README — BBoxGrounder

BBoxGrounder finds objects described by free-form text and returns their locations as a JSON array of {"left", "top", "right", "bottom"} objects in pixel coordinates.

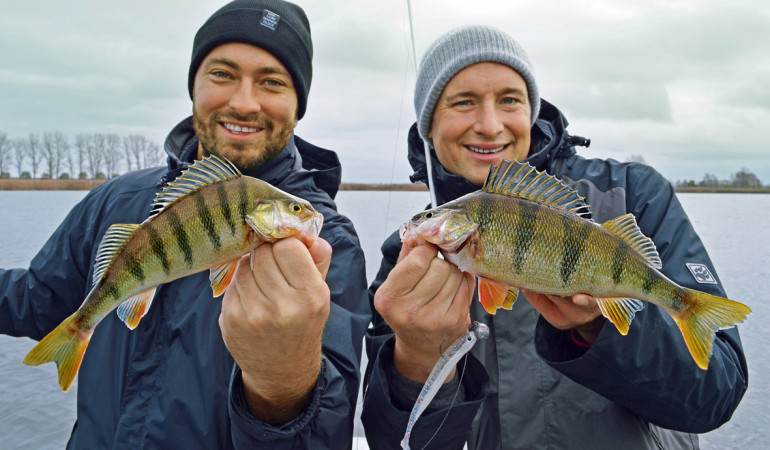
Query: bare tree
[
  {"left": 53, "top": 132, "right": 69, "bottom": 178},
  {"left": 103, "top": 133, "right": 122, "bottom": 178},
  {"left": 146, "top": 141, "right": 165, "bottom": 168},
  {"left": 121, "top": 134, "right": 164, "bottom": 171},
  {"left": 24, "top": 134, "right": 42, "bottom": 178},
  {"left": 0, "top": 132, "right": 10, "bottom": 177},
  {"left": 121, "top": 134, "right": 142, "bottom": 171},
  {"left": 699, "top": 173, "right": 720, "bottom": 188},
  {"left": 86, "top": 134, "right": 104, "bottom": 178},
  {"left": 74, "top": 133, "right": 90, "bottom": 179},
  {"left": 731, "top": 167, "right": 762, "bottom": 189},
  {"left": 42, "top": 132, "right": 65, "bottom": 179},
  {"left": 13, "top": 138, "right": 26, "bottom": 177}
]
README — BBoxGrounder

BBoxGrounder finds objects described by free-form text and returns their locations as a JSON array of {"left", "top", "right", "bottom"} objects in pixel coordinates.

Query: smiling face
[
  {"left": 429, "top": 62, "right": 532, "bottom": 186},
  {"left": 192, "top": 42, "right": 298, "bottom": 171}
]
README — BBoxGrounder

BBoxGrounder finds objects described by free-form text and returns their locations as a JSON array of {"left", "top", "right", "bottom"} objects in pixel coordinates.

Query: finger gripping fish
[
  {"left": 400, "top": 160, "right": 750, "bottom": 370},
  {"left": 23, "top": 155, "right": 324, "bottom": 391}
]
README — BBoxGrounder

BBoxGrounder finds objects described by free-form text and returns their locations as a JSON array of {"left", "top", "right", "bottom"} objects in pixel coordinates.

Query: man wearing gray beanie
[
  {"left": 1, "top": 1, "right": 369, "bottom": 448},
  {"left": 363, "top": 25, "right": 746, "bottom": 449}
]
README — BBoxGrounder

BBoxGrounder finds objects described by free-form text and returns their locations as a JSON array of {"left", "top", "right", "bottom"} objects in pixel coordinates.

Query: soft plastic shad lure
[{"left": 400, "top": 322, "right": 490, "bottom": 450}]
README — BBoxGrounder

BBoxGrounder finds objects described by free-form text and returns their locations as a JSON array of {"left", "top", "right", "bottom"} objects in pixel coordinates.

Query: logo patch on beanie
[{"left": 260, "top": 10, "right": 280, "bottom": 30}]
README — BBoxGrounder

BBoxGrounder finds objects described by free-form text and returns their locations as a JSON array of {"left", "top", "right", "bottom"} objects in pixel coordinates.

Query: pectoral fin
[
  {"left": 478, "top": 277, "right": 519, "bottom": 315},
  {"left": 116, "top": 287, "right": 158, "bottom": 329},
  {"left": 209, "top": 260, "right": 240, "bottom": 297},
  {"left": 596, "top": 297, "right": 644, "bottom": 335}
]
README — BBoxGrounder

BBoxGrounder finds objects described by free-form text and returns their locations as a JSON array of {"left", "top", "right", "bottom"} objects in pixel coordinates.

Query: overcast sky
[{"left": 1, "top": 0, "right": 768, "bottom": 184}]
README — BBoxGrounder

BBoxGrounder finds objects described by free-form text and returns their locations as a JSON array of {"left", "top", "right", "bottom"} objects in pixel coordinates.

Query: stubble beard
[{"left": 192, "top": 110, "right": 294, "bottom": 172}]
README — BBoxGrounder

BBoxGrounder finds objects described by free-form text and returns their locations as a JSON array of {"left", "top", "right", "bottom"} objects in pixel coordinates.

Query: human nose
[
  {"left": 473, "top": 101, "right": 504, "bottom": 137},
  {"left": 228, "top": 80, "right": 261, "bottom": 116}
]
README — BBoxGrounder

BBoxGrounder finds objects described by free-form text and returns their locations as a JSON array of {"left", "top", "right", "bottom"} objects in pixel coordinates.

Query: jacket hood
[
  {"left": 162, "top": 116, "right": 343, "bottom": 199},
  {"left": 407, "top": 99, "right": 589, "bottom": 205}
]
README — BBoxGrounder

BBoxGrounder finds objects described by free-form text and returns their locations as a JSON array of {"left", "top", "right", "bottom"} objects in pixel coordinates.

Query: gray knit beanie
[
  {"left": 414, "top": 25, "right": 540, "bottom": 140},
  {"left": 188, "top": 0, "right": 313, "bottom": 119}
]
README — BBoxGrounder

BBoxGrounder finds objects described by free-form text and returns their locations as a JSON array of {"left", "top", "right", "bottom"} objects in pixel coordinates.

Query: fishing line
[
  {"left": 356, "top": 3, "right": 422, "bottom": 448},
  {"left": 418, "top": 351, "right": 470, "bottom": 450}
]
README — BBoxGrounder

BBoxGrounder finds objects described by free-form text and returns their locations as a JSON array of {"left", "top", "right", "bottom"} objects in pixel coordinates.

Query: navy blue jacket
[
  {"left": 0, "top": 117, "right": 370, "bottom": 449},
  {"left": 362, "top": 100, "right": 748, "bottom": 449}
]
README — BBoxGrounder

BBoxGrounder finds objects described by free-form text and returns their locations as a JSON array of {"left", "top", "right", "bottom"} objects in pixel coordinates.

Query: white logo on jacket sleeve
[{"left": 686, "top": 263, "right": 718, "bottom": 284}]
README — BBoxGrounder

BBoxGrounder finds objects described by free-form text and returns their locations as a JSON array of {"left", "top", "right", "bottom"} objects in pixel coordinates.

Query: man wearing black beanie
[{"left": 1, "top": 1, "right": 369, "bottom": 448}]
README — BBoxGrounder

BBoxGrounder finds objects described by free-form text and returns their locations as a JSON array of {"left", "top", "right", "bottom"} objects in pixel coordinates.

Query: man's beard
[{"left": 192, "top": 110, "right": 294, "bottom": 172}]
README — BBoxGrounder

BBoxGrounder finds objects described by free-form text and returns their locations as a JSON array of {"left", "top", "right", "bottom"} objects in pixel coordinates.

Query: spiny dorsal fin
[
  {"left": 93, "top": 223, "right": 141, "bottom": 285},
  {"left": 483, "top": 160, "right": 591, "bottom": 218},
  {"left": 602, "top": 213, "right": 662, "bottom": 269},
  {"left": 149, "top": 155, "right": 241, "bottom": 219}
]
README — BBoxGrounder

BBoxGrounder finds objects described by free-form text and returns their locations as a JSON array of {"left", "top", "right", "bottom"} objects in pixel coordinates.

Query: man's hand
[
  {"left": 219, "top": 237, "right": 332, "bottom": 425},
  {"left": 521, "top": 290, "right": 604, "bottom": 344},
  {"left": 374, "top": 244, "right": 475, "bottom": 383}
]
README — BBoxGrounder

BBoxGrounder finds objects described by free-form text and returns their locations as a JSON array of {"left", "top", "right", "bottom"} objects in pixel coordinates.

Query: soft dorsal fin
[
  {"left": 483, "top": 160, "right": 591, "bottom": 218},
  {"left": 93, "top": 223, "right": 141, "bottom": 285},
  {"left": 149, "top": 155, "right": 242, "bottom": 219},
  {"left": 602, "top": 213, "right": 662, "bottom": 269}
]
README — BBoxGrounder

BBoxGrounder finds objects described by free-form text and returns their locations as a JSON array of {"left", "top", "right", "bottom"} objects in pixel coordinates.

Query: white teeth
[
  {"left": 223, "top": 123, "right": 258, "bottom": 134},
  {"left": 467, "top": 145, "right": 505, "bottom": 154}
]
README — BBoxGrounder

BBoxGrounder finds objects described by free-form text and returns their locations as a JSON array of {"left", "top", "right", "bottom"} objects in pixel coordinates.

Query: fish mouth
[{"left": 297, "top": 212, "right": 324, "bottom": 247}]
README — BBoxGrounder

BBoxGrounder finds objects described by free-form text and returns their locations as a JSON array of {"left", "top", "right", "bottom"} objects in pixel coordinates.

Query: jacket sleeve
[
  {"left": 0, "top": 195, "right": 98, "bottom": 340},
  {"left": 535, "top": 164, "right": 748, "bottom": 433},
  {"left": 228, "top": 212, "right": 371, "bottom": 449},
  {"left": 361, "top": 231, "right": 489, "bottom": 449}
]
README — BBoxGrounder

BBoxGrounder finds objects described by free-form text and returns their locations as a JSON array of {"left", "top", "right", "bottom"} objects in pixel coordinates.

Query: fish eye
[
  {"left": 290, "top": 203, "right": 303, "bottom": 213},
  {"left": 425, "top": 212, "right": 433, "bottom": 219}
]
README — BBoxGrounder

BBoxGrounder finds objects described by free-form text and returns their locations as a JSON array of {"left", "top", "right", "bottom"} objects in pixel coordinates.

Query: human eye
[{"left": 210, "top": 70, "right": 232, "bottom": 80}]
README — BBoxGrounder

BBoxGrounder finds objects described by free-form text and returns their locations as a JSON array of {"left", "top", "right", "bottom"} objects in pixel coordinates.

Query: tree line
[
  {"left": 674, "top": 168, "right": 765, "bottom": 189},
  {"left": 0, "top": 130, "right": 165, "bottom": 180},
  {"left": 626, "top": 155, "right": 765, "bottom": 189}
]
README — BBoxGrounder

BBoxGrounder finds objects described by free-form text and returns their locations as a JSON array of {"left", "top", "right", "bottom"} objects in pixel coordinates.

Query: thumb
[{"left": 308, "top": 237, "right": 332, "bottom": 279}]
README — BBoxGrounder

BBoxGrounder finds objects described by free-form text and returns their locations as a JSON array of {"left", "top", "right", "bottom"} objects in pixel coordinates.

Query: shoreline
[
  {"left": 0, "top": 178, "right": 429, "bottom": 192},
  {"left": 0, "top": 179, "right": 767, "bottom": 193}
]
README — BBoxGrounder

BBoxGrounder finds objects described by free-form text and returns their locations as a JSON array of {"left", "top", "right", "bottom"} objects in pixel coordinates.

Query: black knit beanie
[{"left": 188, "top": 0, "right": 313, "bottom": 119}]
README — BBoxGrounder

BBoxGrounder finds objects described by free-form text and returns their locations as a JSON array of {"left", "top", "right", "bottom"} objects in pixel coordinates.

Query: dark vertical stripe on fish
[
  {"left": 641, "top": 266, "right": 657, "bottom": 295},
  {"left": 512, "top": 201, "right": 538, "bottom": 273},
  {"left": 195, "top": 191, "right": 221, "bottom": 251},
  {"left": 146, "top": 224, "right": 170, "bottom": 275},
  {"left": 611, "top": 243, "right": 627, "bottom": 286},
  {"left": 104, "top": 282, "right": 121, "bottom": 301},
  {"left": 238, "top": 179, "right": 249, "bottom": 220},
  {"left": 560, "top": 217, "right": 591, "bottom": 286},
  {"left": 168, "top": 210, "right": 194, "bottom": 268},
  {"left": 125, "top": 253, "right": 145, "bottom": 283},
  {"left": 217, "top": 182, "right": 237, "bottom": 236}
]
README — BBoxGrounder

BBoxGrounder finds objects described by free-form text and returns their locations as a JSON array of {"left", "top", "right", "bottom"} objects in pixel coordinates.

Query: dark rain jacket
[
  {"left": 0, "top": 117, "right": 370, "bottom": 449},
  {"left": 362, "top": 100, "right": 748, "bottom": 449}
]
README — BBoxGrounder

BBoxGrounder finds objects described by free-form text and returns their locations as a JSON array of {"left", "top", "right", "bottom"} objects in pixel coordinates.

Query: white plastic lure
[{"left": 400, "top": 322, "right": 490, "bottom": 450}]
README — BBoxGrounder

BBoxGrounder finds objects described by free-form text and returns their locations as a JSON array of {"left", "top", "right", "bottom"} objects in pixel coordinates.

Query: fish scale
[
  {"left": 23, "top": 155, "right": 323, "bottom": 391},
  {"left": 400, "top": 159, "right": 751, "bottom": 370}
]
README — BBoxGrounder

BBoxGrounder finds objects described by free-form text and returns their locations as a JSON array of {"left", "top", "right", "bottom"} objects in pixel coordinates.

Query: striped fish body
[
  {"left": 24, "top": 156, "right": 323, "bottom": 391},
  {"left": 444, "top": 192, "right": 677, "bottom": 305},
  {"left": 400, "top": 160, "right": 750, "bottom": 369}
]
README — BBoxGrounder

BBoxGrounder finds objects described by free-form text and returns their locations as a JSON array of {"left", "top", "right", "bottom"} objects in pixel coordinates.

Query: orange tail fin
[
  {"left": 23, "top": 314, "right": 92, "bottom": 392},
  {"left": 674, "top": 289, "right": 751, "bottom": 370}
]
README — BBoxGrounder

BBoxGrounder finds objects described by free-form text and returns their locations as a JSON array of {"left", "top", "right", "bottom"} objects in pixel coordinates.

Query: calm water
[{"left": 0, "top": 190, "right": 767, "bottom": 449}]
